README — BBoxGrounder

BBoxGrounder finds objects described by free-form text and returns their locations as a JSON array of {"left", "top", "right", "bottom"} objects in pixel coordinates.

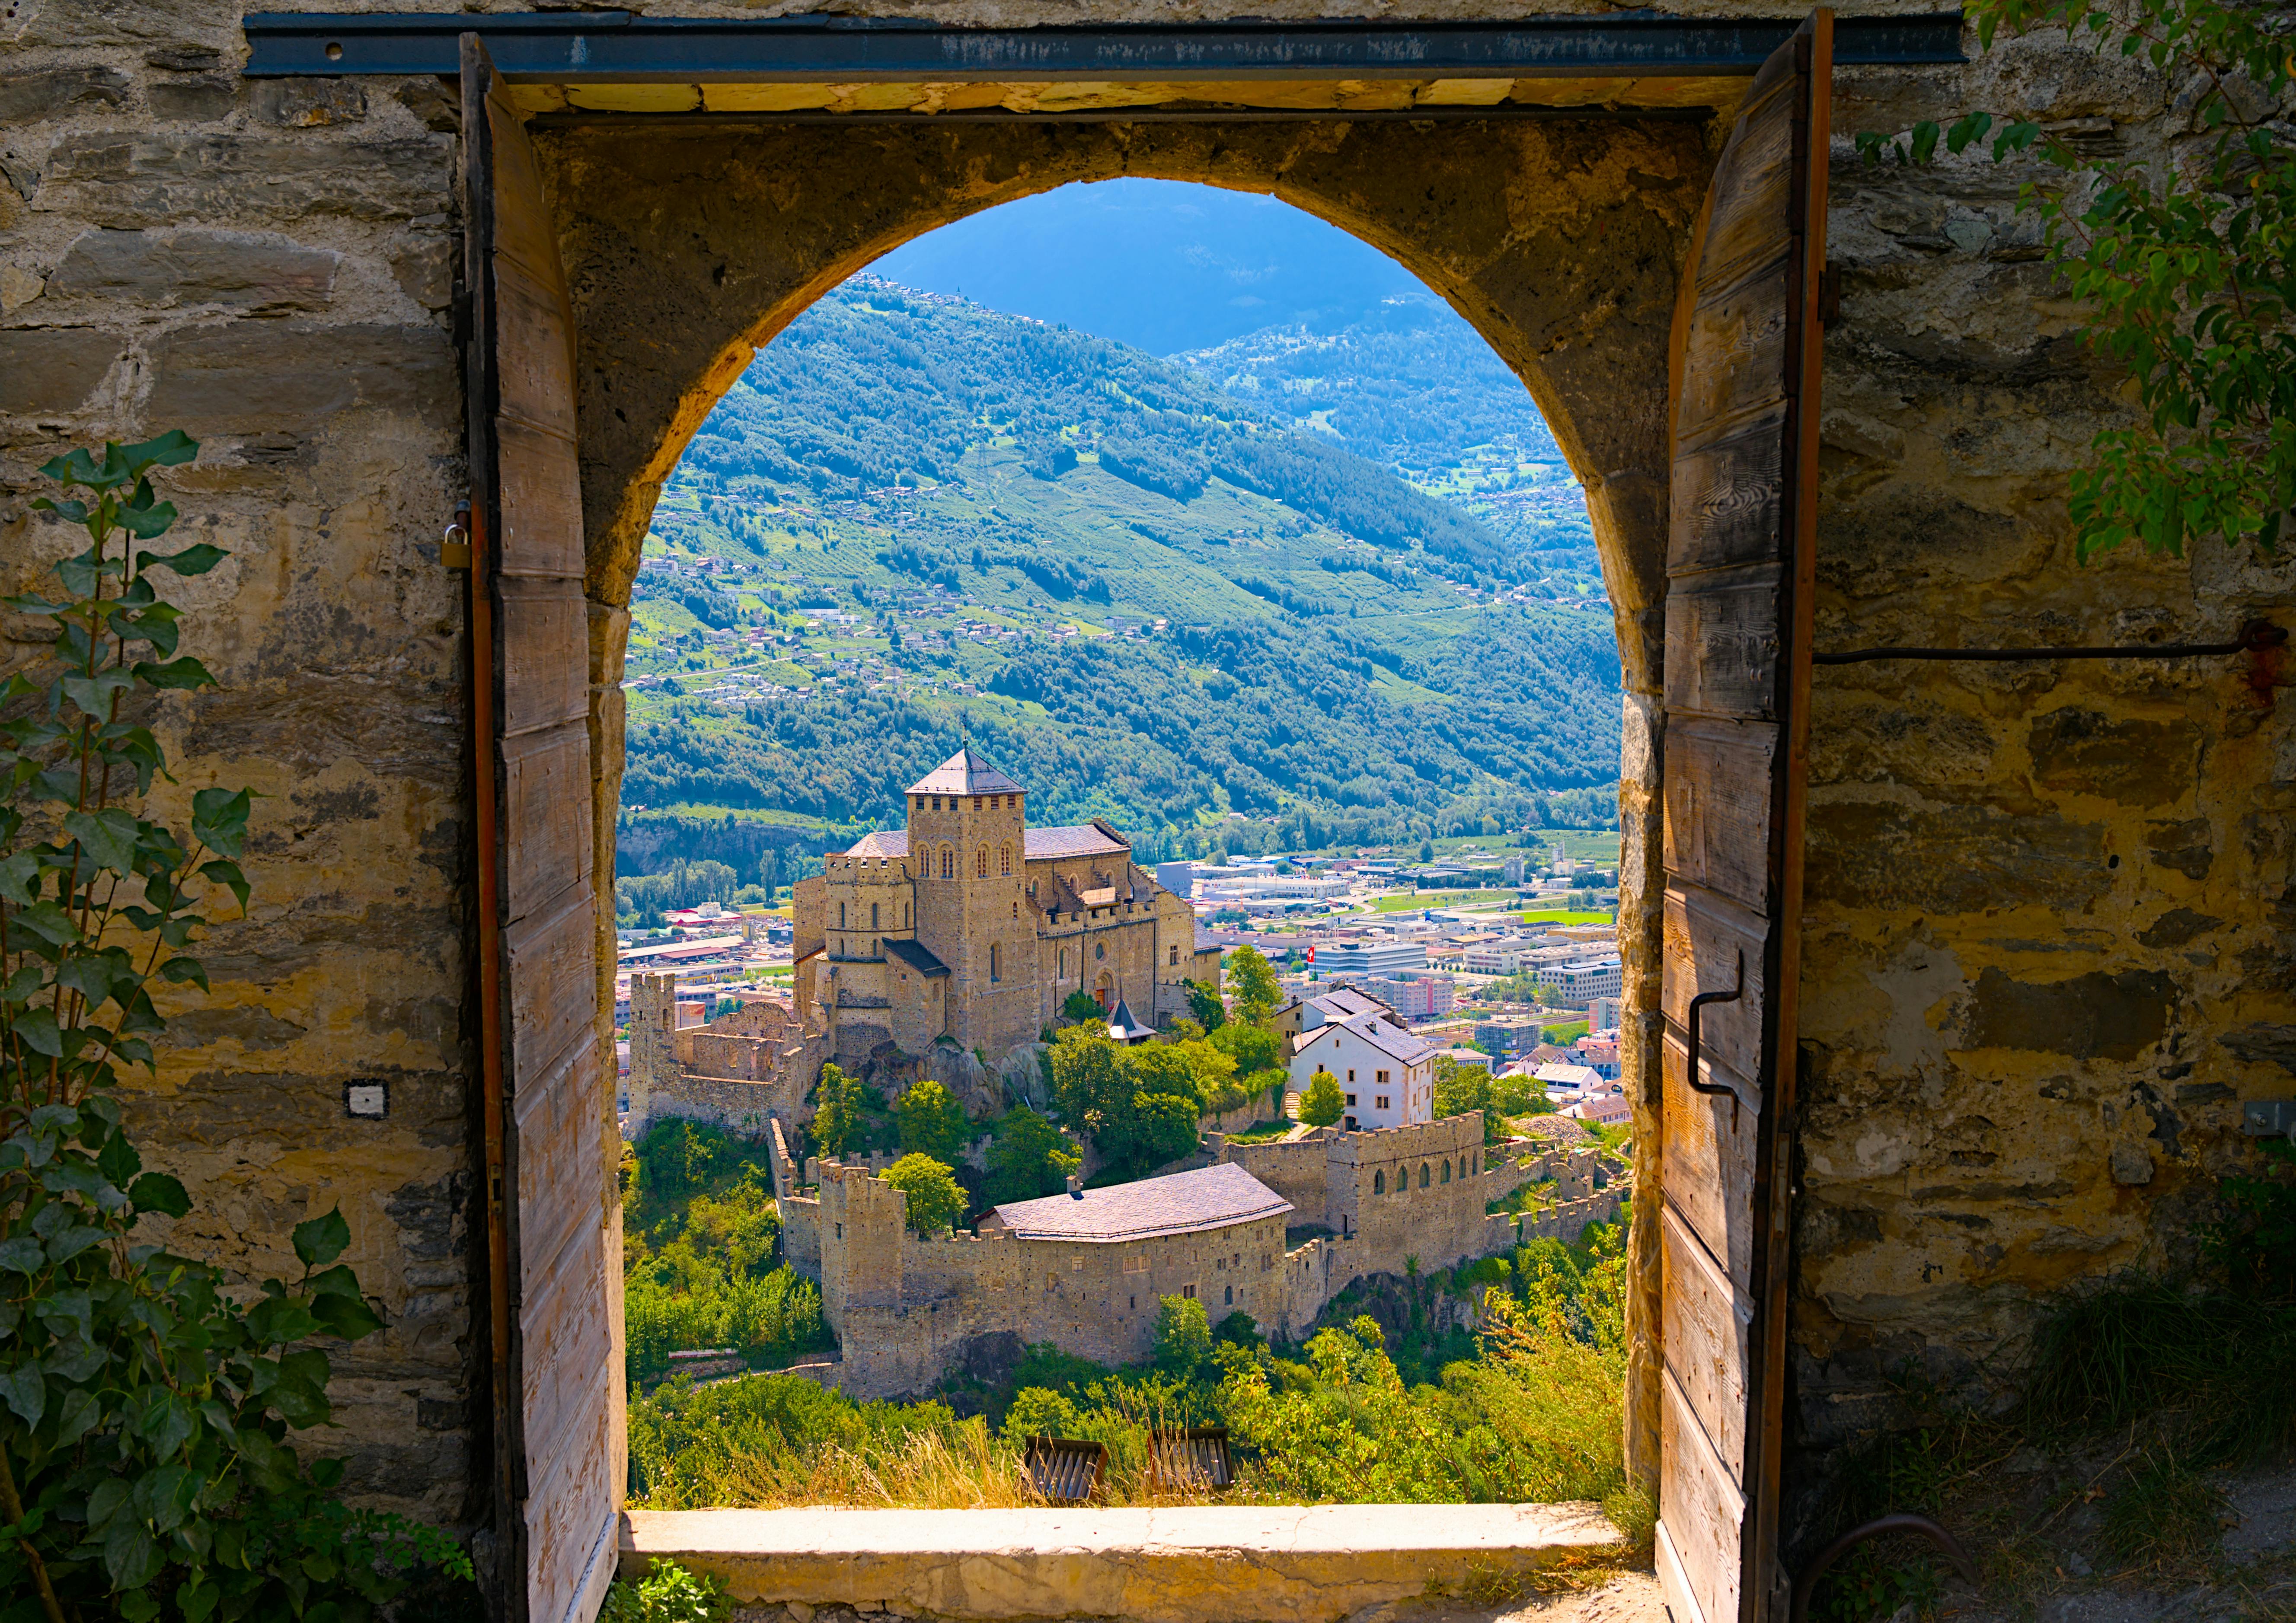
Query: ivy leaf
[
  {"left": 64, "top": 807, "right": 141, "bottom": 874},
  {"left": 198, "top": 859, "right": 249, "bottom": 915},
  {"left": 247, "top": 1295, "right": 322, "bottom": 1347},
  {"left": 1, "top": 1361, "right": 46, "bottom": 1427},
  {"left": 132, "top": 655, "right": 216, "bottom": 691},
  {"left": 310, "top": 1291, "right": 384, "bottom": 1342},
  {"left": 0, "top": 851, "right": 41, "bottom": 906},
  {"left": 99, "top": 1128, "right": 143, "bottom": 1186},
  {"left": 0, "top": 1236, "right": 45, "bottom": 1274},
  {"left": 60, "top": 668, "right": 134, "bottom": 722},
  {"left": 160, "top": 956, "right": 211, "bottom": 993},
  {"left": 13, "top": 1006, "right": 65, "bottom": 1056},
  {"left": 105, "top": 1516, "right": 162, "bottom": 1592},
  {"left": 129, "top": 1172, "right": 192, "bottom": 1219},
  {"left": 121, "top": 428, "right": 200, "bottom": 475},
  {"left": 192, "top": 788, "right": 254, "bottom": 859},
  {"left": 115, "top": 494, "right": 180, "bottom": 541},
  {"left": 291, "top": 1208, "right": 351, "bottom": 1269},
  {"left": 138, "top": 541, "right": 227, "bottom": 575},
  {"left": 8, "top": 903, "right": 82, "bottom": 950},
  {"left": 52, "top": 1386, "right": 99, "bottom": 1446}
]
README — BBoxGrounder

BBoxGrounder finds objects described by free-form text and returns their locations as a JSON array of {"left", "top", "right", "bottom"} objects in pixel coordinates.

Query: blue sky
[{"left": 868, "top": 178, "right": 1430, "bottom": 356}]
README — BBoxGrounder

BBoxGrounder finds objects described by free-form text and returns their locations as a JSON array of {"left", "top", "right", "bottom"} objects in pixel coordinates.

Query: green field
[{"left": 1519, "top": 910, "right": 1613, "bottom": 926}]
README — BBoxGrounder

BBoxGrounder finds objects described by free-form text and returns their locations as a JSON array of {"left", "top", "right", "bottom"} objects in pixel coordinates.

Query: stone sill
[{"left": 620, "top": 1502, "right": 1623, "bottom": 1623}]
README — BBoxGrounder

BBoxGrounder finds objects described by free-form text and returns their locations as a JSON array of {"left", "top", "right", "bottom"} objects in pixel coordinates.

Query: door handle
[{"left": 1685, "top": 948, "right": 1745, "bottom": 1129}]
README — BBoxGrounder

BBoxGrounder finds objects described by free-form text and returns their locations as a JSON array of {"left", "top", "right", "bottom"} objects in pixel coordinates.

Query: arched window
[
  {"left": 939, "top": 845, "right": 953, "bottom": 879},
  {"left": 990, "top": 944, "right": 1001, "bottom": 982},
  {"left": 999, "top": 843, "right": 1012, "bottom": 877},
  {"left": 1059, "top": 950, "right": 1066, "bottom": 979},
  {"left": 1440, "top": 1160, "right": 1451, "bottom": 1185},
  {"left": 870, "top": 902, "right": 879, "bottom": 929},
  {"left": 1012, "top": 901, "right": 1019, "bottom": 920},
  {"left": 1224, "top": 1285, "right": 1233, "bottom": 1306},
  {"left": 1420, "top": 1163, "right": 1431, "bottom": 1189},
  {"left": 1373, "top": 1170, "right": 1385, "bottom": 1194},
  {"left": 838, "top": 901, "right": 846, "bottom": 928},
  {"left": 975, "top": 845, "right": 989, "bottom": 878}
]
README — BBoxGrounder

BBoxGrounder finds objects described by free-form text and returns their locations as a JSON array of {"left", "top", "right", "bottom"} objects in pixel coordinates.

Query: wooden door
[
  {"left": 1655, "top": 11, "right": 1830, "bottom": 1623},
  {"left": 461, "top": 35, "right": 622, "bottom": 1623}
]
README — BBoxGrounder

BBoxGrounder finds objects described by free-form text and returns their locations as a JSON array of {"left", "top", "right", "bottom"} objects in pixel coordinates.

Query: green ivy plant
[
  {"left": 0, "top": 433, "right": 471, "bottom": 1622},
  {"left": 1857, "top": 0, "right": 2294, "bottom": 559}
]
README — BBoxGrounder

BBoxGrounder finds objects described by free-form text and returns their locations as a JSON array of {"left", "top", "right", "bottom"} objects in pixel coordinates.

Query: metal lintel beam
[{"left": 241, "top": 10, "right": 1967, "bottom": 83}]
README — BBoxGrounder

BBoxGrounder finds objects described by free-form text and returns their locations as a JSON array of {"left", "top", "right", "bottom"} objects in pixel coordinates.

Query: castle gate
[{"left": 5, "top": 5, "right": 2284, "bottom": 1621}]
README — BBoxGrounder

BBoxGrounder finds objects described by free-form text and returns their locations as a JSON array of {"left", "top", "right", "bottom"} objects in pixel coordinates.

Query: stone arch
[
  {"left": 1441, "top": 1160, "right": 1451, "bottom": 1185},
  {"left": 938, "top": 844, "right": 953, "bottom": 880},
  {"left": 1000, "top": 842, "right": 1013, "bottom": 877},
  {"left": 1373, "top": 1170, "right": 1385, "bottom": 1195},
  {"left": 1420, "top": 1162, "right": 1431, "bottom": 1189},
  {"left": 975, "top": 845, "right": 989, "bottom": 879}
]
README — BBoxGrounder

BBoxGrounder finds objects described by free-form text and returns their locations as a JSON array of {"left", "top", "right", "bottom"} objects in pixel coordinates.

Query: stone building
[
  {"left": 622, "top": 973, "right": 816, "bottom": 1140},
  {"left": 774, "top": 1111, "right": 1605, "bottom": 1396},
  {"left": 791, "top": 749, "right": 1220, "bottom": 1067}
]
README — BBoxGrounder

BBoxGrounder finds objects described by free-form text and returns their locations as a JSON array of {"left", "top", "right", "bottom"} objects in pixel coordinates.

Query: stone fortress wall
[
  {"left": 623, "top": 973, "right": 821, "bottom": 1141},
  {"left": 774, "top": 1112, "right": 1625, "bottom": 1397}
]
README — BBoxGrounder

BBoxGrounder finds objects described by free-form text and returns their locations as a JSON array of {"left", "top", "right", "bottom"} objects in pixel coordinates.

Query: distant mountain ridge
[{"left": 619, "top": 277, "right": 1623, "bottom": 872}]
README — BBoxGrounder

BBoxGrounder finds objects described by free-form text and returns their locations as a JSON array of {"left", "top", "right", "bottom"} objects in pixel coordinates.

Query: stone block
[
  {"left": 2108, "top": 1142, "right": 2153, "bottom": 1186},
  {"left": 1962, "top": 966, "right": 2176, "bottom": 1062},
  {"left": 44, "top": 132, "right": 450, "bottom": 227},
  {"left": 13, "top": 0, "right": 231, "bottom": 47},
  {"left": 0, "top": 325, "right": 120, "bottom": 415},
  {"left": 1805, "top": 799, "right": 2112, "bottom": 915},
  {"left": 2027, "top": 709, "right": 2205, "bottom": 808},
  {"left": 0, "top": 65, "right": 131, "bottom": 121},
  {"left": 145, "top": 320, "right": 452, "bottom": 435},
  {"left": 51, "top": 229, "right": 338, "bottom": 311},
  {"left": 253, "top": 78, "right": 367, "bottom": 128},
  {"left": 150, "top": 77, "right": 237, "bottom": 122},
  {"left": 388, "top": 236, "right": 453, "bottom": 311},
  {"left": 2143, "top": 816, "right": 2214, "bottom": 880},
  {"left": 0, "top": 266, "right": 42, "bottom": 312},
  {"left": 145, "top": 45, "right": 222, "bottom": 71},
  {"left": 395, "top": 79, "right": 461, "bottom": 134}
]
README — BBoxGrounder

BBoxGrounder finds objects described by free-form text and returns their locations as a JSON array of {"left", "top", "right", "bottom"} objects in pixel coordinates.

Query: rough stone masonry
[{"left": 0, "top": 0, "right": 2290, "bottom": 1571}]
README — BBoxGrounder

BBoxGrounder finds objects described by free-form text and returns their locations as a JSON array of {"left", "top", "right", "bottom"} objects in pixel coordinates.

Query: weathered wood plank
[
  {"left": 1660, "top": 1363, "right": 1747, "bottom": 1623},
  {"left": 1664, "top": 563, "right": 1785, "bottom": 720},
  {"left": 1661, "top": 720, "right": 1778, "bottom": 915},
  {"left": 519, "top": 1194, "right": 612, "bottom": 1469},
  {"left": 1659, "top": 1517, "right": 1711, "bottom": 1623},
  {"left": 1660, "top": 882, "right": 1770, "bottom": 1084},
  {"left": 497, "top": 420, "right": 585, "bottom": 579},
  {"left": 514, "top": 1032, "right": 606, "bottom": 1294},
  {"left": 507, "top": 884, "right": 598, "bottom": 1093},
  {"left": 523, "top": 1359, "right": 615, "bottom": 1623},
  {"left": 1662, "top": 1202, "right": 1754, "bottom": 1486},
  {"left": 1669, "top": 401, "right": 1787, "bottom": 574},
  {"left": 1676, "top": 260, "right": 1790, "bottom": 442},
  {"left": 499, "top": 584, "right": 589, "bottom": 738},
  {"left": 485, "top": 96, "right": 571, "bottom": 293},
  {"left": 1695, "top": 82, "right": 1794, "bottom": 297},
  {"left": 503, "top": 723, "right": 593, "bottom": 911},
  {"left": 1663, "top": 1029, "right": 1760, "bottom": 1292},
  {"left": 494, "top": 258, "right": 578, "bottom": 441}
]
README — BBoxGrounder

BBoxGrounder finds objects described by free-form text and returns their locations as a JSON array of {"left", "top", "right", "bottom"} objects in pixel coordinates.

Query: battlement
[{"left": 1330, "top": 1111, "right": 1484, "bottom": 1164}]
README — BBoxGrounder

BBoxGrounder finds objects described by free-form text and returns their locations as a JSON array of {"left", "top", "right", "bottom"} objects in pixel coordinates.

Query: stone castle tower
[
  {"left": 624, "top": 971, "right": 679, "bottom": 1137},
  {"left": 905, "top": 748, "right": 1032, "bottom": 1054}
]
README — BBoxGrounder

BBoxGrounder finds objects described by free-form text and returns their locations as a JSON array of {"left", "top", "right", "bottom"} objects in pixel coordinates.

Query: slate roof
[
  {"left": 908, "top": 748, "right": 1025, "bottom": 796},
  {"left": 883, "top": 937, "right": 948, "bottom": 978},
  {"left": 837, "top": 824, "right": 1133, "bottom": 862},
  {"left": 989, "top": 1162, "right": 1292, "bottom": 1243},
  {"left": 1344, "top": 1013, "right": 1440, "bottom": 1066}
]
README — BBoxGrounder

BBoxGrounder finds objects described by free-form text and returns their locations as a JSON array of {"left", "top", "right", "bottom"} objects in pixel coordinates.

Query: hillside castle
[
  {"left": 771, "top": 1112, "right": 1623, "bottom": 1398},
  {"left": 791, "top": 749, "right": 1221, "bottom": 1065},
  {"left": 625, "top": 749, "right": 1219, "bottom": 1138}
]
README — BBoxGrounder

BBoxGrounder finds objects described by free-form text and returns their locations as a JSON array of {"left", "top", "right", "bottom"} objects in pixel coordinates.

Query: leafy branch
[
  {"left": 0, "top": 434, "right": 470, "bottom": 1623},
  {"left": 1857, "top": 0, "right": 2296, "bottom": 559}
]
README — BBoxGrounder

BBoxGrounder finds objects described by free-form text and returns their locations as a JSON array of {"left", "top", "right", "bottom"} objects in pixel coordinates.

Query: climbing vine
[
  {"left": 0, "top": 433, "right": 470, "bottom": 1621},
  {"left": 1859, "top": 0, "right": 2295, "bottom": 559}
]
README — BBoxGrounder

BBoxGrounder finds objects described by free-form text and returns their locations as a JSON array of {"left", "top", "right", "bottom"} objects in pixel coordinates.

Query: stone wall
[{"left": 4, "top": 0, "right": 2287, "bottom": 1560}]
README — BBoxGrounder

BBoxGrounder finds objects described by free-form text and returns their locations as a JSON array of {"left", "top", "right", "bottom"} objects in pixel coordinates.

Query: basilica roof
[
  {"left": 907, "top": 748, "right": 1024, "bottom": 797},
  {"left": 988, "top": 1161, "right": 1292, "bottom": 1244}
]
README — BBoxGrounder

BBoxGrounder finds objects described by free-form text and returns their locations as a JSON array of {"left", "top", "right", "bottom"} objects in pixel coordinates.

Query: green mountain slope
[
  {"left": 1173, "top": 294, "right": 1600, "bottom": 580},
  {"left": 620, "top": 278, "right": 1622, "bottom": 874}
]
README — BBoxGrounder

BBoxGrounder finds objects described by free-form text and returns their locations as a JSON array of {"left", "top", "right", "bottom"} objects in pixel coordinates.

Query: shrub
[
  {"left": 895, "top": 1078, "right": 968, "bottom": 1164},
  {"left": 0, "top": 434, "right": 471, "bottom": 1619},
  {"left": 601, "top": 1559, "right": 734, "bottom": 1623},
  {"left": 1299, "top": 1069, "right": 1345, "bottom": 1127}
]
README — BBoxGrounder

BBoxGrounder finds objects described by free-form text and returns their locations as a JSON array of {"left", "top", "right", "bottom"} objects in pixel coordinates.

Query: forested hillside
[
  {"left": 1174, "top": 294, "right": 1600, "bottom": 575},
  {"left": 620, "top": 277, "right": 1622, "bottom": 872}
]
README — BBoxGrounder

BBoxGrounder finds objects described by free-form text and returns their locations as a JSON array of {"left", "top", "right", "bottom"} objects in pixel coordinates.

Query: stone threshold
[{"left": 620, "top": 1502, "right": 1625, "bottom": 1623}]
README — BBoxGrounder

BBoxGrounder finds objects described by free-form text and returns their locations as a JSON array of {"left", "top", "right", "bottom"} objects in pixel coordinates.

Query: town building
[
  {"left": 791, "top": 749, "right": 1220, "bottom": 1068},
  {"left": 1352, "top": 972, "right": 1456, "bottom": 1020},
  {"left": 1310, "top": 939, "right": 1430, "bottom": 978},
  {"left": 1534, "top": 956, "right": 1624, "bottom": 1003},
  {"left": 1285, "top": 1001, "right": 1440, "bottom": 1129}
]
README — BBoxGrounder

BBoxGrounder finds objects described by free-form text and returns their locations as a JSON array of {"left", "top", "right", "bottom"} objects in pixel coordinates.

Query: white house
[
  {"left": 1289, "top": 1011, "right": 1440, "bottom": 1131},
  {"left": 1567, "top": 1094, "right": 1633, "bottom": 1127}
]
